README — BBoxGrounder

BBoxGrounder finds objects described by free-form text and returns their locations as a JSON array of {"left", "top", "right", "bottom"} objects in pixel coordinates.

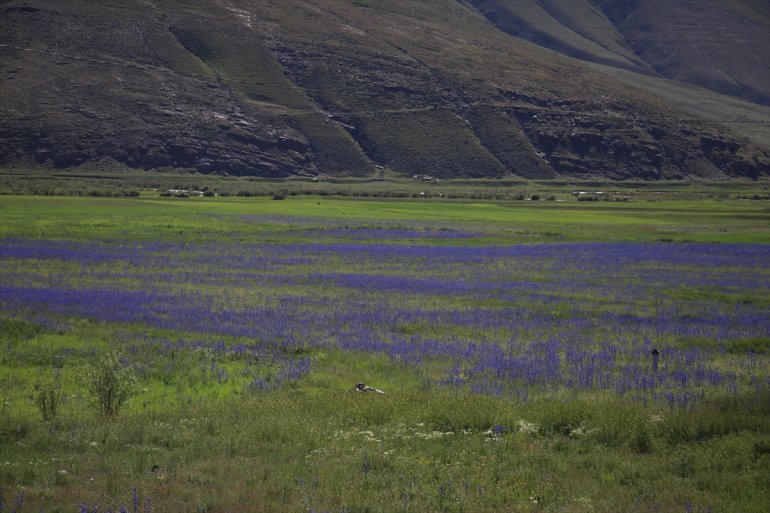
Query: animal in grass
[{"left": 353, "top": 383, "right": 385, "bottom": 394}]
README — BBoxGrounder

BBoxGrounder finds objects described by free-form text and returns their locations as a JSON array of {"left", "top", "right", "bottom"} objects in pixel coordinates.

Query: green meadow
[
  {"left": 1, "top": 193, "right": 769, "bottom": 243},
  {"left": 1, "top": 192, "right": 769, "bottom": 512}
]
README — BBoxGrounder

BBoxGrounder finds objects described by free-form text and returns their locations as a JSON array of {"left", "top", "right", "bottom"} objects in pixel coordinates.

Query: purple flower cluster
[
  {"left": 295, "top": 228, "right": 482, "bottom": 241},
  {"left": 246, "top": 357, "right": 312, "bottom": 392},
  {"left": 1, "top": 238, "right": 768, "bottom": 407},
  {"left": 0, "top": 488, "right": 25, "bottom": 513}
]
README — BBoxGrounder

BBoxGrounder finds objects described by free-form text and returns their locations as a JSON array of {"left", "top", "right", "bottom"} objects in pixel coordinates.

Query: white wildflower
[
  {"left": 569, "top": 424, "right": 596, "bottom": 439},
  {"left": 516, "top": 419, "right": 538, "bottom": 435}
]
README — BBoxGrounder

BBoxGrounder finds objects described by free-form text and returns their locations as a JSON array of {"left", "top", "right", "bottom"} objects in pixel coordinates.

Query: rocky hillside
[{"left": 1, "top": 0, "right": 768, "bottom": 180}]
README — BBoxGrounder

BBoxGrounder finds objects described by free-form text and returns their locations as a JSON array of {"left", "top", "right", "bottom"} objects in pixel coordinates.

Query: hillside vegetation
[{"left": 1, "top": 0, "right": 768, "bottom": 180}]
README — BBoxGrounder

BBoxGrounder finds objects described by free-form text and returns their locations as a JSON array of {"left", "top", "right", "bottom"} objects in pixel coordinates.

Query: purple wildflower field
[{"left": 2, "top": 237, "right": 768, "bottom": 408}]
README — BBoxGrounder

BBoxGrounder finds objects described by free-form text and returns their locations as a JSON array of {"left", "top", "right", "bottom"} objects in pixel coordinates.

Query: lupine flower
[{"left": 1, "top": 239, "right": 767, "bottom": 408}]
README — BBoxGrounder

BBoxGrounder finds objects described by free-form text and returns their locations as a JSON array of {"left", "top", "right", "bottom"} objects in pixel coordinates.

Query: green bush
[
  {"left": 85, "top": 351, "right": 136, "bottom": 417},
  {"left": 34, "top": 370, "right": 63, "bottom": 421}
]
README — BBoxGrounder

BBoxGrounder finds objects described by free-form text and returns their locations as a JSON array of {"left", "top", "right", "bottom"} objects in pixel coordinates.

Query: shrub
[
  {"left": 34, "top": 370, "right": 63, "bottom": 421},
  {"left": 85, "top": 351, "right": 135, "bottom": 417},
  {"left": 628, "top": 425, "right": 655, "bottom": 454}
]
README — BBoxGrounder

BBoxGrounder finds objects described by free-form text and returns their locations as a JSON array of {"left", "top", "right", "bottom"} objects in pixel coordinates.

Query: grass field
[{"left": 1, "top": 193, "right": 769, "bottom": 512}]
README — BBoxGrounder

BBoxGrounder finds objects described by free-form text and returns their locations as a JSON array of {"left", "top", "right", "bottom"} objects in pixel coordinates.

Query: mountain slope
[
  {"left": 469, "top": 0, "right": 770, "bottom": 107},
  {"left": 596, "top": 0, "right": 770, "bottom": 106},
  {"left": 0, "top": 0, "right": 768, "bottom": 180},
  {"left": 466, "top": 0, "right": 648, "bottom": 72}
]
